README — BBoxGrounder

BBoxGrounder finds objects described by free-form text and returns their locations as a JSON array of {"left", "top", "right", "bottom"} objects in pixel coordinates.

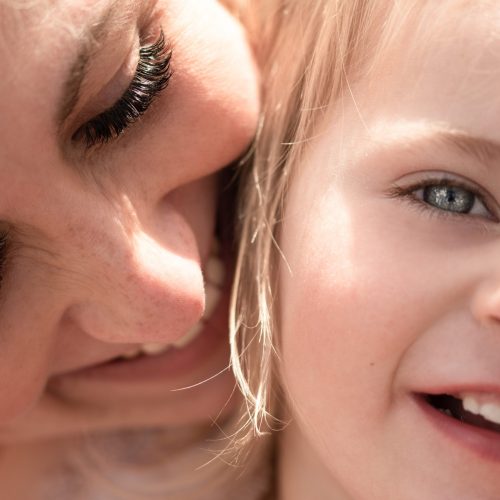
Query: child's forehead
[
  {"left": 310, "top": 0, "right": 500, "bottom": 172},
  {"left": 370, "top": 1, "right": 500, "bottom": 74},
  {"left": 351, "top": 1, "right": 500, "bottom": 133}
]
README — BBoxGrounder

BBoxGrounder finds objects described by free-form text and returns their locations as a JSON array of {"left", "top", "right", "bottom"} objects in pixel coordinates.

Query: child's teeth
[
  {"left": 482, "top": 404, "right": 500, "bottom": 425},
  {"left": 462, "top": 395, "right": 480, "bottom": 415},
  {"left": 461, "top": 393, "right": 500, "bottom": 425},
  {"left": 172, "top": 322, "right": 203, "bottom": 349}
]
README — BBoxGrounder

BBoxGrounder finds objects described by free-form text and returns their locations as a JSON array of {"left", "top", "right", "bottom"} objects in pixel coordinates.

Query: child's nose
[
  {"left": 471, "top": 278, "right": 500, "bottom": 328},
  {"left": 65, "top": 226, "right": 205, "bottom": 345}
]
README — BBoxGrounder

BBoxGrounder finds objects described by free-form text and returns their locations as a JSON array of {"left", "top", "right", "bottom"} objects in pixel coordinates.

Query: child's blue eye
[
  {"left": 421, "top": 185, "right": 475, "bottom": 214},
  {"left": 390, "top": 176, "right": 497, "bottom": 221}
]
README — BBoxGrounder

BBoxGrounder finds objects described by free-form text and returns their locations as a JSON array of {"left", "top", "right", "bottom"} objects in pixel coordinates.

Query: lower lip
[
  {"left": 52, "top": 290, "right": 230, "bottom": 385},
  {"left": 415, "top": 394, "right": 500, "bottom": 463}
]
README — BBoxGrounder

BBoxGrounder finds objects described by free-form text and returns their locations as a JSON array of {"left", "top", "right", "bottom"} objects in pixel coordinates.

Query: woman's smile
[
  {"left": 0, "top": 0, "right": 259, "bottom": 440},
  {"left": 50, "top": 268, "right": 230, "bottom": 387}
]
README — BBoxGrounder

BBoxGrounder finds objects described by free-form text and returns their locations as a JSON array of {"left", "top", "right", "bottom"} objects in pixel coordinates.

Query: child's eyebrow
[
  {"left": 433, "top": 130, "right": 500, "bottom": 167},
  {"left": 373, "top": 123, "right": 500, "bottom": 171}
]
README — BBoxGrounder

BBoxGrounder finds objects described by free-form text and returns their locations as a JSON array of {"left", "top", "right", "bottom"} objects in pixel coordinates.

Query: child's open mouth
[{"left": 423, "top": 393, "right": 500, "bottom": 434}]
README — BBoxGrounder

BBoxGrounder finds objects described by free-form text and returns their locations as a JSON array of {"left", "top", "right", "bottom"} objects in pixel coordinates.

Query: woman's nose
[{"left": 65, "top": 222, "right": 205, "bottom": 345}]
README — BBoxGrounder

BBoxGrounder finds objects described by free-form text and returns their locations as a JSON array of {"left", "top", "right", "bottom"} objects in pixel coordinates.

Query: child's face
[{"left": 279, "top": 3, "right": 500, "bottom": 498}]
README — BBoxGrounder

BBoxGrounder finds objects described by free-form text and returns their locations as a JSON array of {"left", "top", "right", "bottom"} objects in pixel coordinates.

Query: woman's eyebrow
[{"left": 57, "top": 0, "right": 123, "bottom": 127}]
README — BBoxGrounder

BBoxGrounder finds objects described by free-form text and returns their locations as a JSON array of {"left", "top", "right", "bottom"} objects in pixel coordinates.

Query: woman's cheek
[
  {"left": 0, "top": 356, "right": 47, "bottom": 425},
  {"left": 0, "top": 262, "right": 61, "bottom": 425}
]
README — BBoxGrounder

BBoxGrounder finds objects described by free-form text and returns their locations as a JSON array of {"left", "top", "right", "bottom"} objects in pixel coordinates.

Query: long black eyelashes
[{"left": 74, "top": 31, "right": 172, "bottom": 149}]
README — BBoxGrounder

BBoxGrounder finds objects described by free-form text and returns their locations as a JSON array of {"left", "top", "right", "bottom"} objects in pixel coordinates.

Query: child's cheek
[{"left": 278, "top": 169, "right": 457, "bottom": 459}]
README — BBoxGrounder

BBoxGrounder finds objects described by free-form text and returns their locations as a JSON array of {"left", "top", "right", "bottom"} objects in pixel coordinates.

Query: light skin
[
  {"left": 0, "top": 0, "right": 258, "bottom": 482},
  {"left": 278, "top": 3, "right": 500, "bottom": 499}
]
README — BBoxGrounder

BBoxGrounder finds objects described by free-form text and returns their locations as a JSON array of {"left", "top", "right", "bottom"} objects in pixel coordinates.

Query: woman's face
[
  {"left": 279, "top": 3, "right": 500, "bottom": 499},
  {"left": 0, "top": 0, "right": 259, "bottom": 441}
]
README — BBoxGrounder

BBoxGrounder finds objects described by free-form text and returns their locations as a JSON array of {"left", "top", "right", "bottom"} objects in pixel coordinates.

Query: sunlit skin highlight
[
  {"left": 278, "top": 3, "right": 500, "bottom": 499},
  {"left": 0, "top": 1, "right": 259, "bottom": 493}
]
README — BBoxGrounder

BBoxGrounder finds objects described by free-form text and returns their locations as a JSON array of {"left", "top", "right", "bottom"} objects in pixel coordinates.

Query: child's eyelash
[{"left": 73, "top": 31, "right": 172, "bottom": 149}]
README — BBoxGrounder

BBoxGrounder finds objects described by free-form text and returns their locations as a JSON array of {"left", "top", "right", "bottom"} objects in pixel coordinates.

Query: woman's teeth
[
  {"left": 204, "top": 254, "right": 226, "bottom": 287},
  {"left": 120, "top": 249, "right": 226, "bottom": 362},
  {"left": 204, "top": 282, "right": 221, "bottom": 320},
  {"left": 121, "top": 344, "right": 167, "bottom": 360},
  {"left": 172, "top": 322, "right": 203, "bottom": 349},
  {"left": 121, "top": 323, "right": 205, "bottom": 360},
  {"left": 460, "top": 393, "right": 500, "bottom": 426}
]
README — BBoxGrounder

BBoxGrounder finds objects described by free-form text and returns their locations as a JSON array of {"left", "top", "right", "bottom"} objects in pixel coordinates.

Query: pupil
[{"left": 423, "top": 185, "right": 474, "bottom": 213}]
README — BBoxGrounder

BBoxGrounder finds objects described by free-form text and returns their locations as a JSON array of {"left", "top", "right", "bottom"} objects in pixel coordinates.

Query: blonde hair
[{"left": 230, "top": 0, "right": 439, "bottom": 443}]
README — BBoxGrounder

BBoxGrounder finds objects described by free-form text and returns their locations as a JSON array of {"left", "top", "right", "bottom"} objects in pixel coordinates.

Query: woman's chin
[
  {"left": 0, "top": 290, "right": 237, "bottom": 443},
  {"left": 1, "top": 366, "right": 238, "bottom": 444}
]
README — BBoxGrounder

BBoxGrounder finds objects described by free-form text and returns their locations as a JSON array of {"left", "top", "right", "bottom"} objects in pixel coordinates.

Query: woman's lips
[
  {"left": 414, "top": 391, "right": 500, "bottom": 462},
  {"left": 65, "top": 314, "right": 227, "bottom": 383},
  {"left": 51, "top": 250, "right": 230, "bottom": 385}
]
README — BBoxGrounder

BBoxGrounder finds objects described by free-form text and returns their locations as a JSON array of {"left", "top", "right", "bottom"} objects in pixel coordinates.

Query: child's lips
[
  {"left": 423, "top": 393, "right": 500, "bottom": 432},
  {"left": 411, "top": 387, "right": 500, "bottom": 462},
  {"left": 416, "top": 386, "right": 500, "bottom": 421}
]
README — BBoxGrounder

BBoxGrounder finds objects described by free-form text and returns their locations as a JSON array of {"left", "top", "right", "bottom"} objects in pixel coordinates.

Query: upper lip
[
  {"left": 51, "top": 257, "right": 229, "bottom": 378},
  {"left": 414, "top": 384, "right": 500, "bottom": 397},
  {"left": 51, "top": 345, "right": 157, "bottom": 377}
]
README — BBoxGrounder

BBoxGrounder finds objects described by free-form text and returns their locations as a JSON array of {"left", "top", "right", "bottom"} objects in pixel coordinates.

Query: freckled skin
[{"left": 0, "top": 0, "right": 259, "bottom": 440}]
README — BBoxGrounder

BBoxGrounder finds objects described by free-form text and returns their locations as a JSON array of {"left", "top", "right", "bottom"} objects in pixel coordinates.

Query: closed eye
[{"left": 72, "top": 30, "right": 172, "bottom": 150}]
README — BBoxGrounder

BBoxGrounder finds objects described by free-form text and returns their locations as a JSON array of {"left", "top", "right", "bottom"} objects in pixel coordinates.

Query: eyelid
[
  {"left": 60, "top": 20, "right": 139, "bottom": 134},
  {"left": 71, "top": 35, "right": 140, "bottom": 131},
  {"left": 71, "top": 30, "right": 172, "bottom": 151},
  {"left": 388, "top": 172, "right": 500, "bottom": 222}
]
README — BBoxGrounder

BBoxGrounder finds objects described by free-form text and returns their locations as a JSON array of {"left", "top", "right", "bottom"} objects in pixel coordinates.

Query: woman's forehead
[
  {"left": 0, "top": 0, "right": 129, "bottom": 47},
  {"left": 0, "top": 0, "right": 134, "bottom": 172},
  {"left": 0, "top": 0, "right": 137, "bottom": 86}
]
